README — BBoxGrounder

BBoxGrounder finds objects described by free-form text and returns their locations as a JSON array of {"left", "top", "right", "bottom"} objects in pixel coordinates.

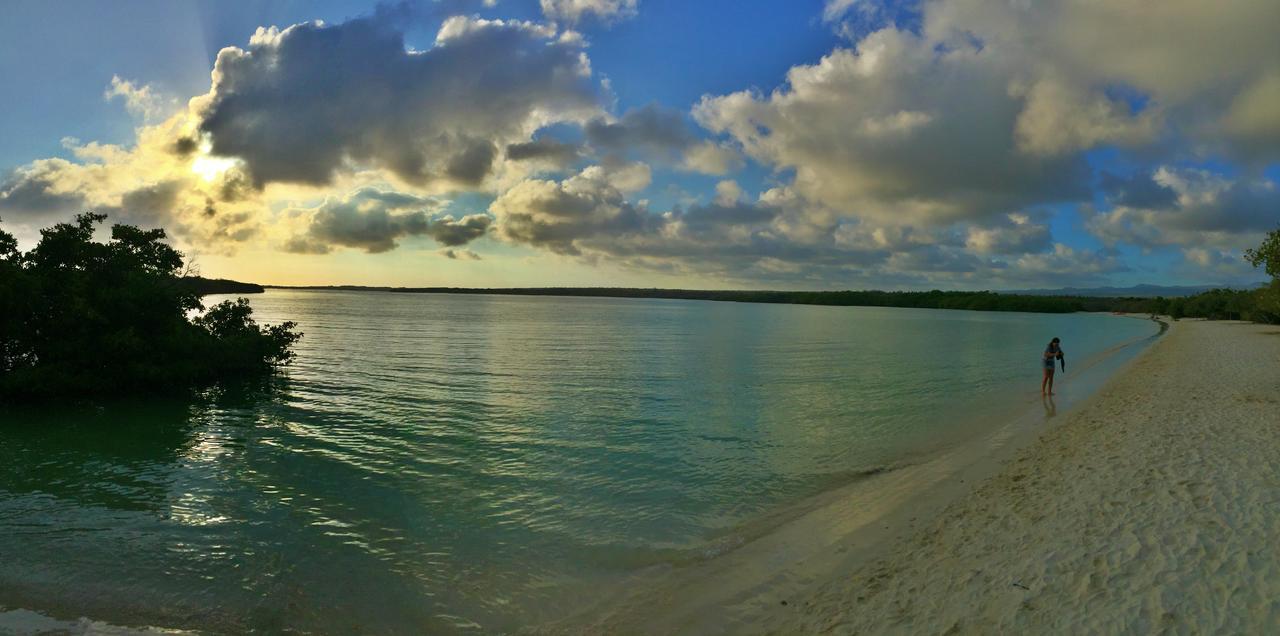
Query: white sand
[{"left": 761, "top": 319, "right": 1280, "bottom": 634}]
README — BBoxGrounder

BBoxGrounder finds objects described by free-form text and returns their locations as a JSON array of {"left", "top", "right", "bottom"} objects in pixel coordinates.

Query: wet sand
[{"left": 761, "top": 319, "right": 1280, "bottom": 633}]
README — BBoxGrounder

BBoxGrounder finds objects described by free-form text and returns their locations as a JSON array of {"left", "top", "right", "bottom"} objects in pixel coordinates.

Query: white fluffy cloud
[
  {"left": 540, "top": 0, "right": 638, "bottom": 24},
  {"left": 194, "top": 15, "right": 602, "bottom": 189},
  {"left": 104, "top": 76, "right": 175, "bottom": 122},
  {"left": 681, "top": 141, "right": 744, "bottom": 176},
  {"left": 694, "top": 27, "right": 1092, "bottom": 225},
  {"left": 921, "top": 0, "right": 1280, "bottom": 161},
  {"left": 700, "top": 0, "right": 1280, "bottom": 219},
  {"left": 679, "top": 0, "right": 1279, "bottom": 282},
  {"left": 489, "top": 165, "right": 652, "bottom": 254}
]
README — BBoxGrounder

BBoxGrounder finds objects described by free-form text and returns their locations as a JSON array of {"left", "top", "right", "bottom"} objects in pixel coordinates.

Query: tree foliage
[
  {"left": 0, "top": 214, "right": 300, "bottom": 400},
  {"left": 1244, "top": 227, "right": 1280, "bottom": 278}
]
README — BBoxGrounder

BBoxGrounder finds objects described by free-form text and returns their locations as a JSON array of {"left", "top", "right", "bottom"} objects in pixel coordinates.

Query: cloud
[
  {"left": 1177, "top": 247, "right": 1258, "bottom": 282},
  {"left": 713, "top": 180, "right": 743, "bottom": 206},
  {"left": 104, "top": 76, "right": 174, "bottom": 122},
  {"left": 681, "top": 141, "right": 745, "bottom": 175},
  {"left": 483, "top": 157, "right": 1123, "bottom": 287},
  {"left": 822, "top": 0, "right": 862, "bottom": 23},
  {"left": 489, "top": 165, "right": 650, "bottom": 254},
  {"left": 285, "top": 187, "right": 491, "bottom": 254},
  {"left": 428, "top": 213, "right": 494, "bottom": 246},
  {"left": 1010, "top": 75, "right": 1160, "bottom": 155},
  {"left": 0, "top": 161, "right": 85, "bottom": 216},
  {"left": 698, "top": 0, "right": 1280, "bottom": 220},
  {"left": 540, "top": 0, "right": 638, "bottom": 24},
  {"left": 585, "top": 104, "right": 696, "bottom": 161},
  {"left": 1087, "top": 167, "right": 1280, "bottom": 250},
  {"left": 194, "top": 15, "right": 602, "bottom": 188},
  {"left": 585, "top": 105, "right": 748, "bottom": 176},
  {"left": 1223, "top": 72, "right": 1280, "bottom": 161},
  {"left": 921, "top": 0, "right": 1280, "bottom": 162},
  {"left": 1004, "top": 244, "right": 1128, "bottom": 286},
  {"left": 694, "top": 27, "right": 1092, "bottom": 226},
  {"left": 1, "top": 9, "right": 605, "bottom": 257},
  {"left": 1098, "top": 171, "right": 1178, "bottom": 209},
  {"left": 441, "top": 248, "right": 482, "bottom": 260},
  {"left": 965, "top": 213, "right": 1053, "bottom": 255},
  {"left": 679, "top": 0, "right": 1279, "bottom": 284},
  {"left": 505, "top": 138, "right": 582, "bottom": 166},
  {"left": 5, "top": 0, "right": 1277, "bottom": 290},
  {"left": 0, "top": 124, "right": 261, "bottom": 249}
]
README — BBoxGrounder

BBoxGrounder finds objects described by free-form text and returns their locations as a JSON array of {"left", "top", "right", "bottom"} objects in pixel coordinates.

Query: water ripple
[{"left": 0, "top": 291, "right": 1158, "bottom": 633}]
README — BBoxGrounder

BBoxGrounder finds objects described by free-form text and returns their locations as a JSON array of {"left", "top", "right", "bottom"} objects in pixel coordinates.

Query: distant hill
[
  {"left": 1001, "top": 283, "right": 1264, "bottom": 298},
  {"left": 181, "top": 277, "right": 265, "bottom": 296}
]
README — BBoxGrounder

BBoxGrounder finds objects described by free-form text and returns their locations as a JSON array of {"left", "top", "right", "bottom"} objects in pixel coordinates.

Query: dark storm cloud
[{"left": 195, "top": 14, "right": 601, "bottom": 188}]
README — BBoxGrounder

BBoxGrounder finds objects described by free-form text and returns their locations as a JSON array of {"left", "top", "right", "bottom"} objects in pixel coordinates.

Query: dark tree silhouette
[{"left": 0, "top": 213, "right": 300, "bottom": 400}]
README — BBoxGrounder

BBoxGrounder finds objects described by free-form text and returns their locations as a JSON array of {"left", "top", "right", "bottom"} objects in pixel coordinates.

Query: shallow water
[{"left": 0, "top": 291, "right": 1157, "bottom": 633}]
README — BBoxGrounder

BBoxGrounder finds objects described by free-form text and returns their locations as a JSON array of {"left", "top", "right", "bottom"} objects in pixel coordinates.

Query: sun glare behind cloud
[{"left": 191, "top": 152, "right": 239, "bottom": 183}]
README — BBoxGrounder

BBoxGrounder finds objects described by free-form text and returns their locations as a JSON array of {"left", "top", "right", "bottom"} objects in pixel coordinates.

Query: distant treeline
[
  {"left": 1151, "top": 286, "right": 1279, "bottom": 322},
  {"left": 265, "top": 227, "right": 1279, "bottom": 323},
  {"left": 182, "top": 277, "right": 265, "bottom": 296},
  {"left": 259, "top": 284, "right": 1229, "bottom": 316}
]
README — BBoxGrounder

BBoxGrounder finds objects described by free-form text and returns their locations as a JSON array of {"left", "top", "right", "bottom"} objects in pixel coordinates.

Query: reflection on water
[
  {"left": 0, "top": 291, "right": 1157, "bottom": 633},
  {"left": 1042, "top": 394, "right": 1058, "bottom": 419}
]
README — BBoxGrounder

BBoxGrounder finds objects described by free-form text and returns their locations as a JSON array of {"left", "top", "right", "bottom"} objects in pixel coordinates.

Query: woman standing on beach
[{"left": 1042, "top": 337, "right": 1064, "bottom": 395}]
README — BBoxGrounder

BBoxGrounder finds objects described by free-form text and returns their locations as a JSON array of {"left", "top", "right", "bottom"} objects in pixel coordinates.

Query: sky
[{"left": 1, "top": 0, "right": 1277, "bottom": 290}]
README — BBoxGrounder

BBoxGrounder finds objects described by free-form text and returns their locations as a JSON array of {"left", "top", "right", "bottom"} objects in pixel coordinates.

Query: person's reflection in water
[{"left": 1042, "top": 393, "right": 1057, "bottom": 419}]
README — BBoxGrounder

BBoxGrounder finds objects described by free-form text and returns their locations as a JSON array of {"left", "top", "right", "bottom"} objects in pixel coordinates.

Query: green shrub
[{"left": 0, "top": 213, "right": 300, "bottom": 400}]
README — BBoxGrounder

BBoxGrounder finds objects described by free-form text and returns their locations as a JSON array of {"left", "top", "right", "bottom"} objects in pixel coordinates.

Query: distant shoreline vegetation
[
  {"left": 183, "top": 277, "right": 265, "bottom": 296},
  {"left": 0, "top": 214, "right": 300, "bottom": 401},
  {"left": 258, "top": 226, "right": 1280, "bottom": 322},
  {"left": 258, "top": 282, "right": 1280, "bottom": 322}
]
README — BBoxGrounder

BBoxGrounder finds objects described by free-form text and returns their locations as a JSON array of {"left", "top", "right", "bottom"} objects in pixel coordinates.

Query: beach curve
[
  {"left": 760, "top": 319, "right": 1280, "bottom": 634},
  {"left": 537, "top": 315, "right": 1165, "bottom": 634}
]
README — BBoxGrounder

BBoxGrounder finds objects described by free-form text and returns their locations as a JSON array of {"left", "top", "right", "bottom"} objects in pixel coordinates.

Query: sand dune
[{"left": 763, "top": 320, "right": 1280, "bottom": 634}]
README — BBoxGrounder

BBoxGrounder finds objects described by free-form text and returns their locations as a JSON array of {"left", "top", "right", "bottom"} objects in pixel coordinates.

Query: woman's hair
[{"left": 1050, "top": 337, "right": 1060, "bottom": 344}]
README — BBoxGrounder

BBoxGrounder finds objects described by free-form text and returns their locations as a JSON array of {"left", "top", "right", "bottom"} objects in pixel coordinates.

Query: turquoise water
[{"left": 0, "top": 291, "right": 1158, "bottom": 633}]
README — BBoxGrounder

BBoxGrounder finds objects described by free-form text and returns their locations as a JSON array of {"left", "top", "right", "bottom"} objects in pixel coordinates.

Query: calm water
[{"left": 0, "top": 291, "right": 1158, "bottom": 633}]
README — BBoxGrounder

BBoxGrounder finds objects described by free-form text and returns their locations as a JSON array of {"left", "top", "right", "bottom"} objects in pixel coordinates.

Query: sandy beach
[{"left": 756, "top": 319, "right": 1280, "bottom": 634}]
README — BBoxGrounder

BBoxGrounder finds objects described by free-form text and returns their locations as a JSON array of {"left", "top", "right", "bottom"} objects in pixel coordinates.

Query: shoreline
[
  {"left": 2, "top": 315, "right": 1222, "bottom": 635},
  {"left": 755, "top": 319, "right": 1280, "bottom": 633},
  {"left": 540, "top": 314, "right": 1166, "bottom": 634},
  {"left": 237, "top": 285, "right": 1164, "bottom": 316}
]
